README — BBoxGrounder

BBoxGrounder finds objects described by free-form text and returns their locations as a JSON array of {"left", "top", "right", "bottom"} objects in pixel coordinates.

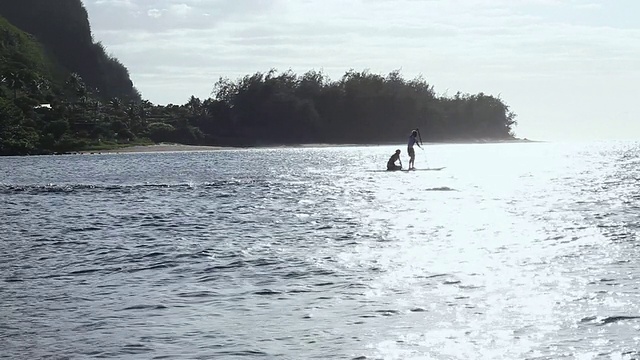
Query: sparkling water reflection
[{"left": 2, "top": 142, "right": 640, "bottom": 359}]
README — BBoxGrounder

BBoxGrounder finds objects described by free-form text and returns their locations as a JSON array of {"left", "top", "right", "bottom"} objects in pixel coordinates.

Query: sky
[{"left": 83, "top": 0, "right": 640, "bottom": 141}]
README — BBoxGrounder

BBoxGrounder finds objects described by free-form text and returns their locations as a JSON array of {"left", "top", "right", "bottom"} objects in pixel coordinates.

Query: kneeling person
[{"left": 387, "top": 149, "right": 402, "bottom": 171}]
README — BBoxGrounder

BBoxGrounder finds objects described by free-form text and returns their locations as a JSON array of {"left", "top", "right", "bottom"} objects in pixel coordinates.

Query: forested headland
[{"left": 0, "top": 0, "right": 518, "bottom": 156}]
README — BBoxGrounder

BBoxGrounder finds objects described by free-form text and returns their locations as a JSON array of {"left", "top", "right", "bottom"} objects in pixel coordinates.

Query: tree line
[
  {"left": 1, "top": 66, "right": 517, "bottom": 155},
  {"left": 200, "top": 68, "right": 517, "bottom": 146}
]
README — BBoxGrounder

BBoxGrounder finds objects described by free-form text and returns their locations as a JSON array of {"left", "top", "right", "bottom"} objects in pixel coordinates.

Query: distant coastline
[
  {"left": 75, "top": 138, "right": 537, "bottom": 155},
  {"left": 1, "top": 3, "right": 520, "bottom": 157}
]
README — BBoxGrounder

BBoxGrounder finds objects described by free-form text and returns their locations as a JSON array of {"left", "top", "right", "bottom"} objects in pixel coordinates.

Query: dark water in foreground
[{"left": 2, "top": 142, "right": 640, "bottom": 359}]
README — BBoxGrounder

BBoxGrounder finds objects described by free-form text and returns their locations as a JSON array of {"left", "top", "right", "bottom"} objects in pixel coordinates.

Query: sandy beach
[
  {"left": 79, "top": 138, "right": 537, "bottom": 154},
  {"left": 81, "top": 142, "right": 366, "bottom": 154},
  {"left": 80, "top": 143, "right": 230, "bottom": 154}
]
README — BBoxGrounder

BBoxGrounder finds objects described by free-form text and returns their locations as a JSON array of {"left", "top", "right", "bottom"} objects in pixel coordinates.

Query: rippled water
[{"left": 2, "top": 142, "right": 640, "bottom": 360}]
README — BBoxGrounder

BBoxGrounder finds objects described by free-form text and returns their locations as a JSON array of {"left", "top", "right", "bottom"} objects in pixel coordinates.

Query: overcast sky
[{"left": 83, "top": 0, "right": 640, "bottom": 141}]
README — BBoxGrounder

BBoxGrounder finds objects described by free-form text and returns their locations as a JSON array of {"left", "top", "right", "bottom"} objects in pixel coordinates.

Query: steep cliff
[{"left": 0, "top": 0, "right": 140, "bottom": 101}]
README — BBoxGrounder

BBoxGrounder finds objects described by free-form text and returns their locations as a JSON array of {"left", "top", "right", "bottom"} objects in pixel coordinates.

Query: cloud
[
  {"left": 94, "top": 0, "right": 134, "bottom": 7},
  {"left": 87, "top": 0, "right": 277, "bottom": 31},
  {"left": 84, "top": 0, "right": 640, "bottom": 142},
  {"left": 168, "top": 3, "right": 193, "bottom": 17},
  {"left": 147, "top": 9, "right": 164, "bottom": 18}
]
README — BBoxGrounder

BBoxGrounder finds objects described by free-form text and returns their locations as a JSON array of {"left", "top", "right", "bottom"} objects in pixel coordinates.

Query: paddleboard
[
  {"left": 367, "top": 167, "right": 446, "bottom": 172},
  {"left": 402, "top": 167, "right": 445, "bottom": 172}
]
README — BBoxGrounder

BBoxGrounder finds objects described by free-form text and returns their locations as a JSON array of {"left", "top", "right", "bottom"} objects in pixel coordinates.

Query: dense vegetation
[
  {"left": 0, "top": 0, "right": 518, "bottom": 156},
  {"left": 0, "top": 0, "right": 140, "bottom": 101},
  {"left": 205, "top": 69, "right": 517, "bottom": 145}
]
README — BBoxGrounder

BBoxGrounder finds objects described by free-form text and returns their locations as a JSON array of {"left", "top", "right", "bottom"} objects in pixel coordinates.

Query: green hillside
[
  {"left": 0, "top": 15, "right": 53, "bottom": 86},
  {"left": 0, "top": 15, "right": 54, "bottom": 155},
  {"left": 0, "top": 0, "right": 140, "bottom": 101}
]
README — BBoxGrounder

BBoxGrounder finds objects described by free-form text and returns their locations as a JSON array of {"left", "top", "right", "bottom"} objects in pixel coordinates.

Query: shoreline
[
  {"left": 79, "top": 143, "right": 231, "bottom": 154},
  {"left": 75, "top": 138, "right": 539, "bottom": 154}
]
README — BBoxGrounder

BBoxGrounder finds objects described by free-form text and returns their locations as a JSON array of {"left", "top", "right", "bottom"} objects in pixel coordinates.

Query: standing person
[
  {"left": 407, "top": 129, "right": 422, "bottom": 170},
  {"left": 387, "top": 149, "right": 402, "bottom": 171}
]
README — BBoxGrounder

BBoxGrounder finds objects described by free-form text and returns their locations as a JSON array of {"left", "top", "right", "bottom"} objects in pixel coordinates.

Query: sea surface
[{"left": 2, "top": 141, "right": 640, "bottom": 360}]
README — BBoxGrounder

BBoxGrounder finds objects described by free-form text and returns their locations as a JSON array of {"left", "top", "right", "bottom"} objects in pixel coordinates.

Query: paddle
[{"left": 416, "top": 128, "right": 428, "bottom": 167}]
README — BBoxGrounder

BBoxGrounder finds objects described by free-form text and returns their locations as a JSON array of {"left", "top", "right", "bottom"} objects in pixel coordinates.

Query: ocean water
[{"left": 1, "top": 141, "right": 640, "bottom": 360}]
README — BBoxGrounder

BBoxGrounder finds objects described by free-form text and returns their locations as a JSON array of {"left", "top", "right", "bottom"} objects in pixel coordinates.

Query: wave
[
  {"left": 580, "top": 315, "right": 640, "bottom": 325},
  {"left": 0, "top": 179, "right": 272, "bottom": 195},
  {"left": 425, "top": 186, "right": 457, "bottom": 191}
]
